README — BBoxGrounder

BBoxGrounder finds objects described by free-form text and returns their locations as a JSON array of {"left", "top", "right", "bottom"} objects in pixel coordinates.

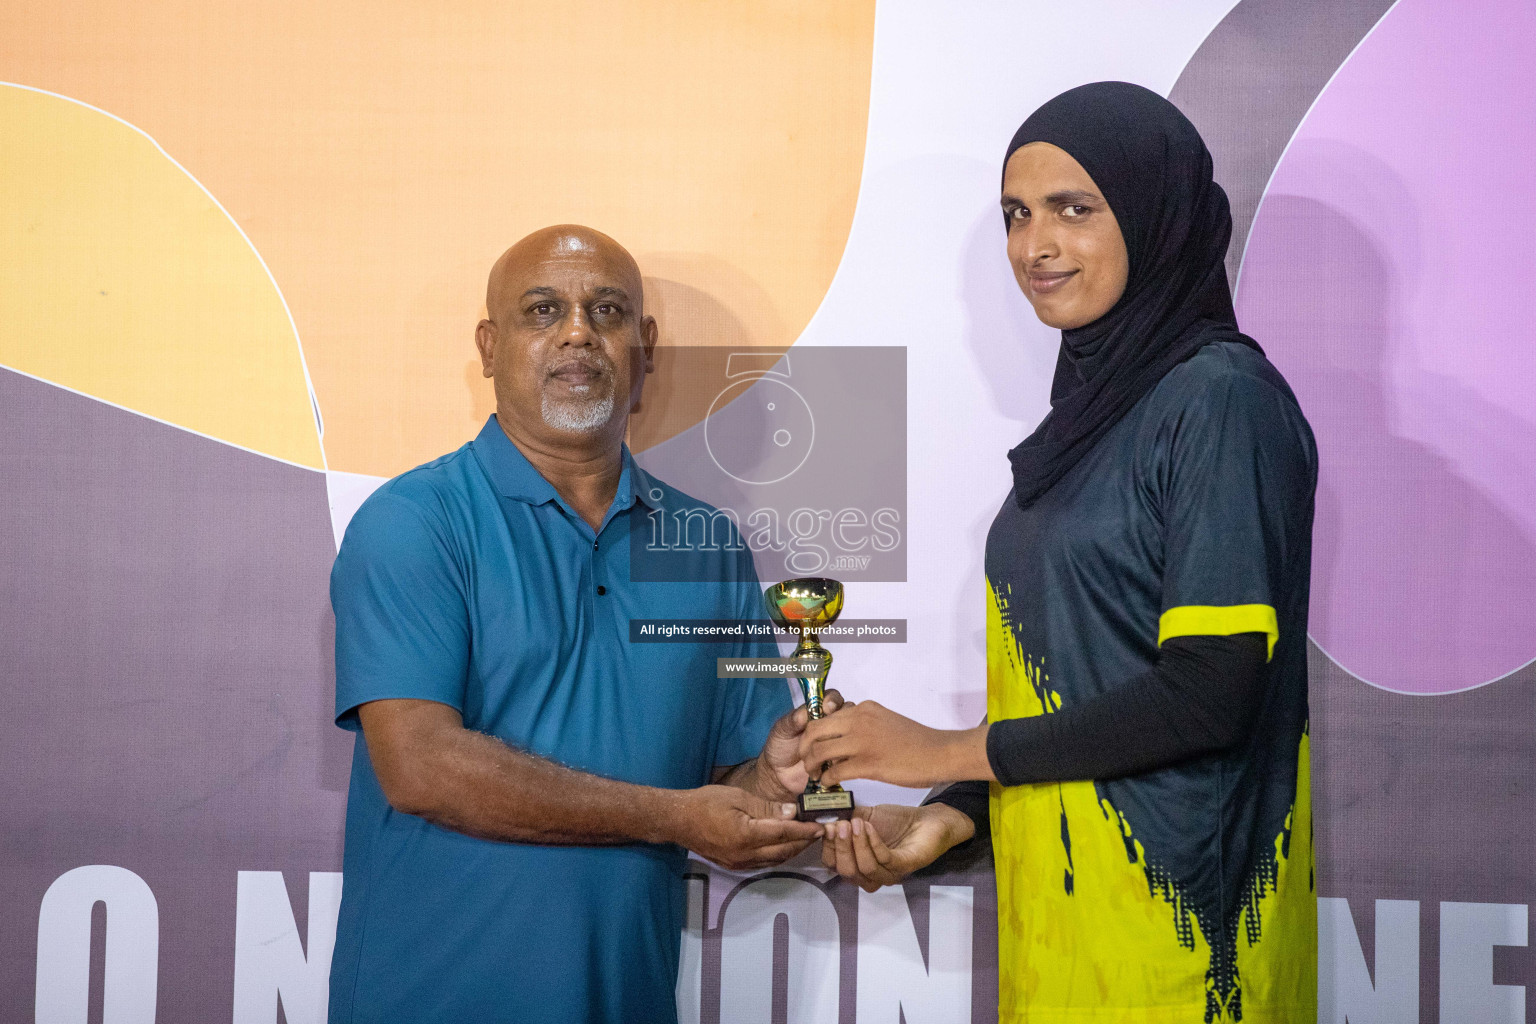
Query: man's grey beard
[{"left": 541, "top": 389, "right": 615, "bottom": 433}]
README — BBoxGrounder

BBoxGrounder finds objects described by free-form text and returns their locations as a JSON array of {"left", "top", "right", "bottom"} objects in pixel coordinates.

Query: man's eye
[
  {"left": 1063, "top": 205, "right": 1089, "bottom": 218},
  {"left": 532, "top": 304, "right": 555, "bottom": 315},
  {"left": 1008, "top": 206, "right": 1028, "bottom": 222}
]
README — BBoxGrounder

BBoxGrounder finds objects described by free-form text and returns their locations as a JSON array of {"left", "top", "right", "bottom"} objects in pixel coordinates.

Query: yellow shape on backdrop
[{"left": 0, "top": 84, "right": 324, "bottom": 469}]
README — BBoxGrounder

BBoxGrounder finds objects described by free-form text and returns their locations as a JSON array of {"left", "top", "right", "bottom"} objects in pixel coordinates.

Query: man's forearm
[{"left": 397, "top": 725, "right": 685, "bottom": 846}]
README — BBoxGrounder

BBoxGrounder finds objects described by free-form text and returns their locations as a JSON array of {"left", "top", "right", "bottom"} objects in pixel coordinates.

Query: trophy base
[{"left": 798, "top": 787, "right": 856, "bottom": 823}]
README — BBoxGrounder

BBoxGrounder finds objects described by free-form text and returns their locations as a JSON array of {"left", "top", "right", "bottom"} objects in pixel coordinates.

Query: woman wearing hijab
[{"left": 798, "top": 82, "right": 1317, "bottom": 1021}]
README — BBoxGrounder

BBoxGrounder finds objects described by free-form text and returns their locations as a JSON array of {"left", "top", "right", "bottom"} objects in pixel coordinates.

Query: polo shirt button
[{"left": 596, "top": 585, "right": 607, "bottom": 596}]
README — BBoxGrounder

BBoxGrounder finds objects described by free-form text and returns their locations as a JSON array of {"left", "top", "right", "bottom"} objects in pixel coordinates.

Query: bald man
[{"left": 327, "top": 227, "right": 824, "bottom": 1023}]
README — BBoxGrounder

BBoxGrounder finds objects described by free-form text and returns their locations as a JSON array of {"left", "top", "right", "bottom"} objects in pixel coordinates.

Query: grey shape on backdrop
[
  {"left": 1309, "top": 647, "right": 1536, "bottom": 1018},
  {"left": 1168, "top": 0, "right": 1399, "bottom": 283},
  {"left": 0, "top": 367, "right": 346, "bottom": 1021}
]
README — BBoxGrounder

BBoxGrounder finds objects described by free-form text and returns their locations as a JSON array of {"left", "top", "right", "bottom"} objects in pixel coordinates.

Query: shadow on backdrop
[{"left": 1241, "top": 178, "right": 1536, "bottom": 694}]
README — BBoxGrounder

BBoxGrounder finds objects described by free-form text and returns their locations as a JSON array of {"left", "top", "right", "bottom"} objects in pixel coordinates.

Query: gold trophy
[{"left": 764, "top": 577, "right": 856, "bottom": 822}]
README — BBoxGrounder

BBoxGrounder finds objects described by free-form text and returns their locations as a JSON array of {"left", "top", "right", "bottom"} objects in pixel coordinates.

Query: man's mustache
[{"left": 544, "top": 355, "right": 615, "bottom": 380}]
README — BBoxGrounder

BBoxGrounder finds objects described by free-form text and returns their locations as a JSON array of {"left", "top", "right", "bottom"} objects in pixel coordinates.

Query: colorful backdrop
[{"left": 4, "top": 0, "right": 1533, "bottom": 1021}]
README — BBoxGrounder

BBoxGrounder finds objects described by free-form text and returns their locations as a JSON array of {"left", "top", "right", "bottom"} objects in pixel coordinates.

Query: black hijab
[{"left": 1003, "top": 81, "right": 1260, "bottom": 509}]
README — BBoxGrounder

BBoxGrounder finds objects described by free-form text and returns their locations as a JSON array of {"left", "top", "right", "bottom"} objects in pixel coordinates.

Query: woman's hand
[
  {"left": 797, "top": 700, "right": 992, "bottom": 789},
  {"left": 820, "top": 803, "right": 976, "bottom": 891}
]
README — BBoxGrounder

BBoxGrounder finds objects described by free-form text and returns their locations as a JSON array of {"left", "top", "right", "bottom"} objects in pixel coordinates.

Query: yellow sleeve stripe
[{"left": 1158, "top": 604, "right": 1279, "bottom": 661}]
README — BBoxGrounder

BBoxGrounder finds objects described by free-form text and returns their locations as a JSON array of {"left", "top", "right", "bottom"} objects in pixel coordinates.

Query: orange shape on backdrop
[{"left": 0, "top": 0, "right": 876, "bottom": 476}]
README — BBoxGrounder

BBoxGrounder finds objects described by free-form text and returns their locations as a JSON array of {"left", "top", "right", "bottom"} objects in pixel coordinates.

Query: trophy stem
[{"left": 793, "top": 629, "right": 833, "bottom": 720}]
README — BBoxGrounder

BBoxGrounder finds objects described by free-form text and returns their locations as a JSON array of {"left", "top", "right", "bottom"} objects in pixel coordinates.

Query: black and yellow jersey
[{"left": 985, "top": 341, "right": 1317, "bottom": 1022}]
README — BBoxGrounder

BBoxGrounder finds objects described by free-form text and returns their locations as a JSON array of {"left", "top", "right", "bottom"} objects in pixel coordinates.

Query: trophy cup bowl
[
  {"left": 764, "top": 577, "right": 844, "bottom": 635},
  {"left": 764, "top": 577, "right": 855, "bottom": 822}
]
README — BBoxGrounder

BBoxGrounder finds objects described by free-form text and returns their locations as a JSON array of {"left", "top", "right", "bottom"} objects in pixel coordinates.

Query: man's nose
[{"left": 561, "top": 306, "right": 597, "bottom": 346}]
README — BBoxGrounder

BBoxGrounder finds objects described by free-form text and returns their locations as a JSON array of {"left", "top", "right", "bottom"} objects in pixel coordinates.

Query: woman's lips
[{"left": 1028, "top": 270, "right": 1076, "bottom": 295}]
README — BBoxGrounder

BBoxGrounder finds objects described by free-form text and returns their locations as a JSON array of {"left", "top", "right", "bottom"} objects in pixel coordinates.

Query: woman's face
[{"left": 1002, "top": 142, "right": 1129, "bottom": 330}]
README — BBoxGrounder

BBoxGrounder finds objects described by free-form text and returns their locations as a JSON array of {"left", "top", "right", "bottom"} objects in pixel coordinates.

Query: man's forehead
[
  {"left": 518, "top": 279, "right": 633, "bottom": 301},
  {"left": 510, "top": 255, "right": 638, "bottom": 296}
]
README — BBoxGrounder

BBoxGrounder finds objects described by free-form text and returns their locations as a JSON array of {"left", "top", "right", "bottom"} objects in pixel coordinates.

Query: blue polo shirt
[{"left": 328, "top": 416, "right": 789, "bottom": 1024}]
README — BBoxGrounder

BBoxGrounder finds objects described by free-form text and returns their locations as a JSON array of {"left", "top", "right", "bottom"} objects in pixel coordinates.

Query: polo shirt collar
[
  {"left": 626, "top": 457, "right": 663, "bottom": 512},
  {"left": 470, "top": 415, "right": 659, "bottom": 513}
]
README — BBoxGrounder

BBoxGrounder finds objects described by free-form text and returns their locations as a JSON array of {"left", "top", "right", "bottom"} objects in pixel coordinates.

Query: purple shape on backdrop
[
  {"left": 1236, "top": 0, "right": 1536, "bottom": 693},
  {"left": 0, "top": 368, "right": 347, "bottom": 1020}
]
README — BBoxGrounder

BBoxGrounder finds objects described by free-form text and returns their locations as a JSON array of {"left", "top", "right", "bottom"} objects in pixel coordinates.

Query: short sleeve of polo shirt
[
  {"left": 1157, "top": 371, "right": 1313, "bottom": 661},
  {"left": 331, "top": 490, "right": 470, "bottom": 729},
  {"left": 709, "top": 546, "right": 793, "bottom": 768}
]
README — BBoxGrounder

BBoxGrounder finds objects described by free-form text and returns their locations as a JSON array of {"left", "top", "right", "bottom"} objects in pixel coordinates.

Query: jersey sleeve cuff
[{"left": 1158, "top": 603, "right": 1278, "bottom": 661}]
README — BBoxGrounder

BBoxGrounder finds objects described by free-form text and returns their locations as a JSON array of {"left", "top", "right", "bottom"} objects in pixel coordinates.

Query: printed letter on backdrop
[
  {"left": 232, "top": 871, "right": 344, "bottom": 1024},
  {"left": 719, "top": 876, "right": 840, "bottom": 1024},
  {"left": 35, "top": 865, "right": 159, "bottom": 1024},
  {"left": 855, "top": 885, "right": 973, "bottom": 1022},
  {"left": 1318, "top": 898, "right": 1418, "bottom": 1024},
  {"left": 1440, "top": 901, "right": 1528, "bottom": 1024}
]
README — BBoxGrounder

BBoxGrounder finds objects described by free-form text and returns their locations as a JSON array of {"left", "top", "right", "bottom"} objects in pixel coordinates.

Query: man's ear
[
  {"left": 474, "top": 319, "right": 497, "bottom": 378},
  {"left": 640, "top": 315, "right": 658, "bottom": 373}
]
